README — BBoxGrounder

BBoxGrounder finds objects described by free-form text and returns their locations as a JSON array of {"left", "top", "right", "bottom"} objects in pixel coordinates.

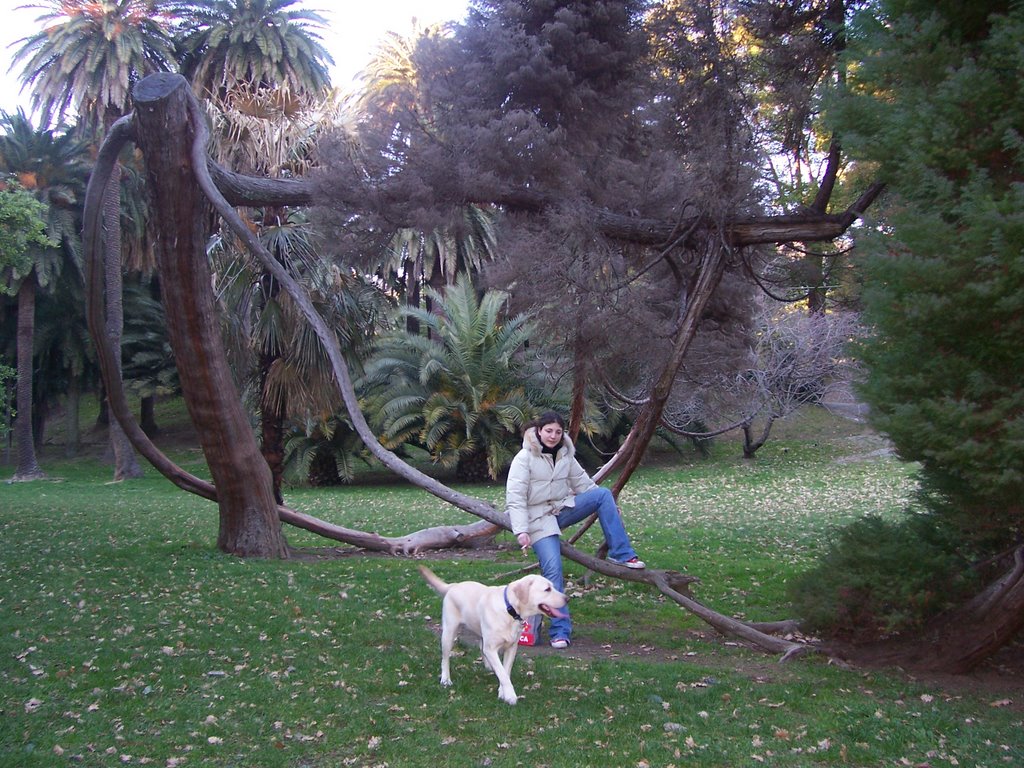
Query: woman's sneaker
[
  {"left": 550, "top": 637, "right": 570, "bottom": 649},
  {"left": 610, "top": 556, "right": 646, "bottom": 569}
]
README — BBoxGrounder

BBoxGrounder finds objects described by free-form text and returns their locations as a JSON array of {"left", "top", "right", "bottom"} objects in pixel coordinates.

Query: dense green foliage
[
  {"left": 175, "top": 0, "right": 334, "bottom": 101},
  {"left": 12, "top": 0, "right": 178, "bottom": 131},
  {"left": 362, "top": 278, "right": 542, "bottom": 481},
  {"left": 791, "top": 0, "right": 1024, "bottom": 637},
  {"left": 845, "top": 0, "right": 1023, "bottom": 546},
  {"left": 788, "top": 515, "right": 973, "bottom": 640},
  {"left": 0, "top": 184, "right": 53, "bottom": 288}
]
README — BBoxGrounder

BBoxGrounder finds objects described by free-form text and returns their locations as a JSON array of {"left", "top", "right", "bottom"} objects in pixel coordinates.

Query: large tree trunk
[
  {"left": 140, "top": 395, "right": 159, "bottom": 437},
  {"left": 131, "top": 73, "right": 287, "bottom": 558},
  {"left": 12, "top": 272, "right": 44, "bottom": 481},
  {"left": 103, "top": 164, "right": 144, "bottom": 481},
  {"left": 741, "top": 416, "right": 775, "bottom": 459}
]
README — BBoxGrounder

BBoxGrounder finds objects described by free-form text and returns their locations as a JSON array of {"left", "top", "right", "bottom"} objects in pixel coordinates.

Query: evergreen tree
[
  {"left": 794, "top": 0, "right": 1024, "bottom": 670},
  {"left": 836, "top": 0, "right": 1024, "bottom": 551},
  {"left": 318, "top": 0, "right": 760, "bottom": 466}
]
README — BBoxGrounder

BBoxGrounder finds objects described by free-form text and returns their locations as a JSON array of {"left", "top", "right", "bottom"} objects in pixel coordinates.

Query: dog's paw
[
  {"left": 499, "top": 688, "right": 518, "bottom": 705},
  {"left": 440, "top": 676, "right": 453, "bottom": 688}
]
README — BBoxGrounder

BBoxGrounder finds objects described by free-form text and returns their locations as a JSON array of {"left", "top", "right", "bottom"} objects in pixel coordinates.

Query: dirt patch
[
  {"left": 421, "top": 603, "right": 1023, "bottom": 706},
  {"left": 518, "top": 630, "right": 1024, "bottom": 707}
]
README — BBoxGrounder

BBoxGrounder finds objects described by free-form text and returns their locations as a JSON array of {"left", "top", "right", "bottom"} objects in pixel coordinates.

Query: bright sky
[{"left": 0, "top": 1, "right": 470, "bottom": 119}]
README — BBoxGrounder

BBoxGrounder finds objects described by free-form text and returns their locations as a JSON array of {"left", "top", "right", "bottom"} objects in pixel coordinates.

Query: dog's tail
[{"left": 418, "top": 565, "right": 451, "bottom": 596}]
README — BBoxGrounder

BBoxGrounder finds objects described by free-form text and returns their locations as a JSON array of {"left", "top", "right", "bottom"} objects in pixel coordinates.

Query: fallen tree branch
[
  {"left": 557, "top": 540, "right": 810, "bottom": 658},
  {"left": 654, "top": 577, "right": 811, "bottom": 658},
  {"left": 210, "top": 162, "right": 885, "bottom": 250}
]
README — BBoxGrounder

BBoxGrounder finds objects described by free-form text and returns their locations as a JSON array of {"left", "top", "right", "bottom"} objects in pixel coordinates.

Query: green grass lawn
[{"left": 2, "top": 406, "right": 1021, "bottom": 767}]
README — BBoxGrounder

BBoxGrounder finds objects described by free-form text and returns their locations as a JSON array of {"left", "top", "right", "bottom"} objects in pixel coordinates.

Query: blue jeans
[{"left": 531, "top": 487, "right": 639, "bottom": 642}]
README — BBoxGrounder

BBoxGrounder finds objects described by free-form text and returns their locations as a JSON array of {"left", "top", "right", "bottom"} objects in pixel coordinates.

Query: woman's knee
[{"left": 594, "top": 486, "right": 618, "bottom": 512}]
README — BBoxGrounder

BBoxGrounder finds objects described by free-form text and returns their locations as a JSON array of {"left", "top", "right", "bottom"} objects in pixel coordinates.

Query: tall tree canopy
[
  {"left": 174, "top": 0, "right": 334, "bottom": 103},
  {"left": 315, "top": 0, "right": 763, "bottom": 451},
  {"left": 0, "top": 182, "right": 59, "bottom": 481},
  {"left": 13, "top": 0, "right": 177, "bottom": 131}
]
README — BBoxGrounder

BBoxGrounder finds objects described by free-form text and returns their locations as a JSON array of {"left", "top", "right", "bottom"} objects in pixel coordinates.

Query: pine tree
[
  {"left": 804, "top": 0, "right": 1024, "bottom": 670},
  {"left": 836, "top": 0, "right": 1024, "bottom": 550}
]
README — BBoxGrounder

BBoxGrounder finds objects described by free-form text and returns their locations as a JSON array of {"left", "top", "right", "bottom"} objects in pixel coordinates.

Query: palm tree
[
  {"left": 13, "top": 1, "right": 178, "bottom": 479},
  {"left": 173, "top": 0, "right": 333, "bottom": 104},
  {"left": 184, "top": 0, "right": 334, "bottom": 493},
  {"left": 381, "top": 206, "right": 499, "bottom": 331},
  {"left": 169, "top": 0, "right": 336, "bottom": 499},
  {"left": 362, "top": 277, "right": 543, "bottom": 482},
  {"left": 0, "top": 112, "right": 89, "bottom": 477},
  {"left": 202, "top": 78, "right": 346, "bottom": 499},
  {"left": 0, "top": 112, "right": 86, "bottom": 254},
  {"left": 0, "top": 183, "right": 58, "bottom": 480},
  {"left": 215, "top": 221, "right": 386, "bottom": 495},
  {"left": 13, "top": 0, "right": 177, "bottom": 132}
]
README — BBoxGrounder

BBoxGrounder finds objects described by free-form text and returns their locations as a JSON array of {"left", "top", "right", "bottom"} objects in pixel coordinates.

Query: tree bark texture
[
  {"left": 259, "top": 346, "right": 286, "bottom": 504},
  {"left": 131, "top": 73, "right": 287, "bottom": 558},
  {"left": 140, "top": 395, "right": 159, "bottom": 436},
  {"left": 13, "top": 273, "right": 44, "bottom": 481}
]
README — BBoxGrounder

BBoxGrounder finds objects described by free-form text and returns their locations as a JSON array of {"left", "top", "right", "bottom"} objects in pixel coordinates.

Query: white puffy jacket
[{"left": 505, "top": 428, "right": 597, "bottom": 542}]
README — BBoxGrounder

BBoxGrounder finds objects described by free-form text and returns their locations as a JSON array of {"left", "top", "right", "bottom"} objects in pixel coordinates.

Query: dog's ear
[{"left": 511, "top": 577, "right": 533, "bottom": 610}]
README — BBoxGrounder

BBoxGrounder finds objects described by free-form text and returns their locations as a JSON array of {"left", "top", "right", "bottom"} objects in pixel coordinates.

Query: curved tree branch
[
  {"left": 84, "top": 115, "right": 218, "bottom": 502},
  {"left": 83, "top": 95, "right": 494, "bottom": 556},
  {"left": 560, "top": 540, "right": 809, "bottom": 657},
  {"left": 187, "top": 83, "right": 508, "bottom": 530}
]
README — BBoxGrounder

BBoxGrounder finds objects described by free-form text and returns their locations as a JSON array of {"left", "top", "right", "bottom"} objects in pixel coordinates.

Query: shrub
[{"left": 788, "top": 514, "right": 974, "bottom": 642}]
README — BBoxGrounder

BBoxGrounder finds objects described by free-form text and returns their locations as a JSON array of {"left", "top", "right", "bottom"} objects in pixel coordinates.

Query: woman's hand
[{"left": 516, "top": 532, "right": 531, "bottom": 553}]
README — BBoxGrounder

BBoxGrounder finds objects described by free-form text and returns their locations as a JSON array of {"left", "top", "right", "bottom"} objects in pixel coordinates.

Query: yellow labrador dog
[{"left": 419, "top": 565, "right": 568, "bottom": 705}]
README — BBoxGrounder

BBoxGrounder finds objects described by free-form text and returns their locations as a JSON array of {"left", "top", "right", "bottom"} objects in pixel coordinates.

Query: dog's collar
[{"left": 503, "top": 586, "right": 524, "bottom": 622}]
